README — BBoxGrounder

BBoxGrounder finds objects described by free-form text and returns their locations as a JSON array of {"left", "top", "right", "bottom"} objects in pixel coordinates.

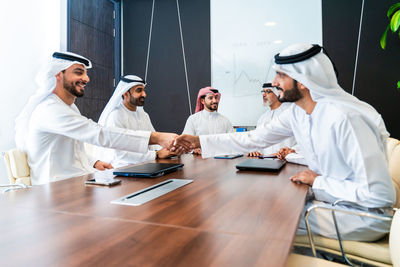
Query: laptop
[
  {"left": 236, "top": 158, "right": 286, "bottom": 172},
  {"left": 113, "top": 163, "right": 184, "bottom": 178}
]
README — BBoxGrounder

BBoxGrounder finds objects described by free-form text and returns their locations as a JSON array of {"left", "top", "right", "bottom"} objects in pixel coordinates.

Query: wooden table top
[{"left": 0, "top": 154, "right": 308, "bottom": 267}]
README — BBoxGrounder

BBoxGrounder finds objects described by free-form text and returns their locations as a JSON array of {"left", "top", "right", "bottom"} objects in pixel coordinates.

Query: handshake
[{"left": 150, "top": 132, "right": 201, "bottom": 155}]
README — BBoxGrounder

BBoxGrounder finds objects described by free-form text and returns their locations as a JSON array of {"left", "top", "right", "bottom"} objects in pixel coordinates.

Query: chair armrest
[{"left": 304, "top": 202, "right": 393, "bottom": 265}]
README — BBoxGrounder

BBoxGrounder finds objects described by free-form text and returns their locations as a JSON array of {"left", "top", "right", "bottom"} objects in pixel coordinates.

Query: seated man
[
  {"left": 174, "top": 43, "right": 395, "bottom": 241},
  {"left": 15, "top": 52, "right": 183, "bottom": 185},
  {"left": 182, "top": 86, "right": 233, "bottom": 154},
  {"left": 247, "top": 83, "right": 296, "bottom": 157},
  {"left": 97, "top": 75, "right": 176, "bottom": 168}
]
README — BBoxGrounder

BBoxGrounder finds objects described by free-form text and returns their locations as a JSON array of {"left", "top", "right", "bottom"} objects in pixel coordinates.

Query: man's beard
[
  {"left": 130, "top": 95, "right": 145, "bottom": 106},
  {"left": 263, "top": 99, "right": 272, "bottom": 107},
  {"left": 277, "top": 81, "right": 303, "bottom": 102},
  {"left": 205, "top": 103, "right": 218, "bottom": 111},
  {"left": 64, "top": 79, "right": 85, "bottom": 97}
]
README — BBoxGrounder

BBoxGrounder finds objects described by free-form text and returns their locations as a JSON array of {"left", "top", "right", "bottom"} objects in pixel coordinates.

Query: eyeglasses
[{"left": 260, "top": 89, "right": 273, "bottom": 94}]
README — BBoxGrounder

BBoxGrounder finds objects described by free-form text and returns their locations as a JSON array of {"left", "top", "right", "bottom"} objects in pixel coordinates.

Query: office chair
[
  {"left": 293, "top": 138, "right": 400, "bottom": 266},
  {"left": 3, "top": 149, "right": 31, "bottom": 186},
  {"left": 288, "top": 209, "right": 400, "bottom": 267}
]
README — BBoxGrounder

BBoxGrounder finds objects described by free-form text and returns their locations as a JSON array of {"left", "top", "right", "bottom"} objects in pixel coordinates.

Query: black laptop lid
[
  {"left": 236, "top": 159, "right": 286, "bottom": 171},
  {"left": 113, "top": 163, "right": 184, "bottom": 177}
]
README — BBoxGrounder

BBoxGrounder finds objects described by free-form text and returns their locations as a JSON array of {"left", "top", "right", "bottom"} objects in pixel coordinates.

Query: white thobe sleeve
[
  {"left": 106, "top": 111, "right": 156, "bottom": 165},
  {"left": 312, "top": 115, "right": 396, "bottom": 208},
  {"left": 143, "top": 112, "right": 162, "bottom": 151},
  {"left": 37, "top": 103, "right": 151, "bottom": 154},
  {"left": 200, "top": 109, "right": 293, "bottom": 158},
  {"left": 182, "top": 116, "right": 195, "bottom": 135}
]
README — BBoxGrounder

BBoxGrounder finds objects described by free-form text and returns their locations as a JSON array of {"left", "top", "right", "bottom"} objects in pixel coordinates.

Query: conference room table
[{"left": 0, "top": 154, "right": 308, "bottom": 267}]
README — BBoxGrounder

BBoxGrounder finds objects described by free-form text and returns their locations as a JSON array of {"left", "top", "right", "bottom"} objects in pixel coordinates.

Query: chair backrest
[
  {"left": 387, "top": 138, "right": 400, "bottom": 208},
  {"left": 389, "top": 210, "right": 400, "bottom": 267},
  {"left": 2, "top": 149, "right": 31, "bottom": 186}
]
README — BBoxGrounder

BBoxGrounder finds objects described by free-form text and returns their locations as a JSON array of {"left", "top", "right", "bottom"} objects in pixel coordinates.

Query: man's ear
[
  {"left": 297, "top": 81, "right": 307, "bottom": 90},
  {"left": 55, "top": 71, "right": 63, "bottom": 81},
  {"left": 122, "top": 91, "right": 130, "bottom": 100},
  {"left": 200, "top": 98, "right": 205, "bottom": 105}
]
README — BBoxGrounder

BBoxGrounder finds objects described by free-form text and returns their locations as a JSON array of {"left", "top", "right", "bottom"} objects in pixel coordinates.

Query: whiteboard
[{"left": 211, "top": 0, "right": 322, "bottom": 126}]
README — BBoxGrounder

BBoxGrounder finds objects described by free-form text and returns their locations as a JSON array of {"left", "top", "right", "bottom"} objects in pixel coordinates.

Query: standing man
[
  {"left": 97, "top": 75, "right": 176, "bottom": 168},
  {"left": 182, "top": 86, "right": 233, "bottom": 154},
  {"left": 173, "top": 43, "right": 395, "bottom": 241},
  {"left": 247, "top": 83, "right": 296, "bottom": 157},
  {"left": 15, "top": 52, "right": 181, "bottom": 185}
]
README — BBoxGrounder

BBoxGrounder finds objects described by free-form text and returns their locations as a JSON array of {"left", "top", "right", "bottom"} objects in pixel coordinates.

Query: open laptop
[
  {"left": 236, "top": 158, "right": 286, "bottom": 172},
  {"left": 113, "top": 163, "right": 184, "bottom": 178}
]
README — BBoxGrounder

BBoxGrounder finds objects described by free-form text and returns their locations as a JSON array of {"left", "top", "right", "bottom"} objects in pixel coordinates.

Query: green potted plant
[{"left": 380, "top": 2, "right": 400, "bottom": 89}]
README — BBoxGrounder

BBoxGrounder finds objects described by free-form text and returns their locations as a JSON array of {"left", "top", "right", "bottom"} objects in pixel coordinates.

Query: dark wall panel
[
  {"left": 322, "top": 0, "right": 400, "bottom": 138},
  {"left": 322, "top": 0, "right": 361, "bottom": 93},
  {"left": 68, "top": 0, "right": 115, "bottom": 122},
  {"left": 123, "top": 0, "right": 210, "bottom": 133}
]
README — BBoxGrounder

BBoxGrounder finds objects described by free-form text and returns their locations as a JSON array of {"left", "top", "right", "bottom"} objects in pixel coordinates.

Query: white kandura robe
[
  {"left": 199, "top": 102, "right": 396, "bottom": 241},
  {"left": 255, "top": 103, "right": 297, "bottom": 155},
  {"left": 182, "top": 110, "right": 234, "bottom": 135},
  {"left": 27, "top": 94, "right": 151, "bottom": 185},
  {"left": 101, "top": 104, "right": 161, "bottom": 168}
]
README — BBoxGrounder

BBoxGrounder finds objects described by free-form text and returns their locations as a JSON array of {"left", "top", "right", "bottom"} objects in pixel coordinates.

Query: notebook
[
  {"left": 113, "top": 163, "right": 184, "bottom": 178},
  {"left": 236, "top": 158, "right": 286, "bottom": 172}
]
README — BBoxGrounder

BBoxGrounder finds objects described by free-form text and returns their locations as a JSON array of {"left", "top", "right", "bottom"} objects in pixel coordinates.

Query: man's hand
[
  {"left": 290, "top": 169, "right": 318, "bottom": 186},
  {"left": 94, "top": 160, "right": 113, "bottom": 170},
  {"left": 150, "top": 132, "right": 178, "bottom": 148},
  {"left": 247, "top": 151, "right": 263, "bottom": 157},
  {"left": 276, "top": 147, "right": 296, "bottom": 160},
  {"left": 171, "top": 134, "right": 200, "bottom": 152},
  {"left": 157, "top": 148, "right": 178, "bottom": 159}
]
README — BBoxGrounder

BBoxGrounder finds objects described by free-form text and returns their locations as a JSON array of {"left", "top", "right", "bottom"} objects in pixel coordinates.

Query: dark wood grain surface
[{"left": 0, "top": 154, "right": 308, "bottom": 267}]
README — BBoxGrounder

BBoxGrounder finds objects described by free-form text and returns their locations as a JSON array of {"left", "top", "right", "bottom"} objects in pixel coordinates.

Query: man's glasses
[{"left": 261, "top": 89, "right": 273, "bottom": 94}]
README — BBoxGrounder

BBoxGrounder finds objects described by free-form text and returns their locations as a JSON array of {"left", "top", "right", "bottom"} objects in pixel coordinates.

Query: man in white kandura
[
  {"left": 97, "top": 75, "right": 176, "bottom": 168},
  {"left": 247, "top": 83, "right": 296, "bottom": 157},
  {"left": 15, "top": 52, "right": 182, "bottom": 185},
  {"left": 174, "top": 43, "right": 396, "bottom": 241},
  {"left": 182, "top": 86, "right": 233, "bottom": 154}
]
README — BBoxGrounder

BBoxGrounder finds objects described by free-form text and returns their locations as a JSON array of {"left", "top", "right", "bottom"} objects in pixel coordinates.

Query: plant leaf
[
  {"left": 387, "top": 3, "right": 400, "bottom": 18},
  {"left": 381, "top": 25, "right": 389, "bottom": 49},
  {"left": 390, "top": 10, "right": 400, "bottom": 31},
  {"left": 397, "top": 81, "right": 400, "bottom": 89}
]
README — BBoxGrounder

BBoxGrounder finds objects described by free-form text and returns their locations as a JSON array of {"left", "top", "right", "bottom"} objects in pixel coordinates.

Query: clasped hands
[{"left": 152, "top": 132, "right": 200, "bottom": 155}]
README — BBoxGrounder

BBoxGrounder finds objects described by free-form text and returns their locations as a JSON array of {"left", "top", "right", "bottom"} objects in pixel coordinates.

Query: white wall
[
  {"left": 211, "top": 0, "right": 322, "bottom": 127},
  {"left": 0, "top": 0, "right": 67, "bottom": 183}
]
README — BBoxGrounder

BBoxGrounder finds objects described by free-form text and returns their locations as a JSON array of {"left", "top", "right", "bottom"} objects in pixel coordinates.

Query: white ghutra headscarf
[
  {"left": 15, "top": 52, "right": 92, "bottom": 151},
  {"left": 273, "top": 43, "right": 389, "bottom": 153},
  {"left": 98, "top": 75, "right": 146, "bottom": 125}
]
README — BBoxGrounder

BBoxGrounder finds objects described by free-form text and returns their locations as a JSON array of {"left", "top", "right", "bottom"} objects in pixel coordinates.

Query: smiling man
[
  {"left": 15, "top": 52, "right": 182, "bottom": 185},
  {"left": 182, "top": 86, "right": 233, "bottom": 154},
  {"left": 173, "top": 44, "right": 395, "bottom": 241},
  {"left": 97, "top": 75, "right": 177, "bottom": 168}
]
